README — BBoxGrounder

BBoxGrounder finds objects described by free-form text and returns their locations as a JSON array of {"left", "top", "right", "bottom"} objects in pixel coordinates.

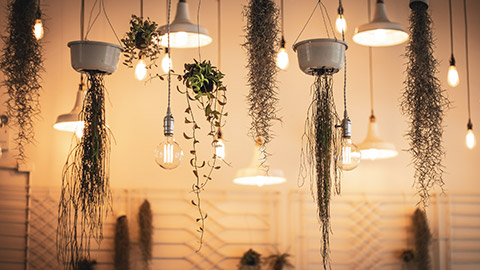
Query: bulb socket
[
  {"left": 342, "top": 117, "right": 352, "bottom": 138},
  {"left": 280, "top": 37, "right": 286, "bottom": 48},
  {"left": 164, "top": 110, "right": 174, "bottom": 136},
  {"left": 467, "top": 119, "right": 473, "bottom": 130},
  {"left": 449, "top": 55, "right": 456, "bottom": 66}
]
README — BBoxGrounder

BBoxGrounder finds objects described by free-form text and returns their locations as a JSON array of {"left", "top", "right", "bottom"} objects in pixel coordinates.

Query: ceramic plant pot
[
  {"left": 293, "top": 38, "right": 348, "bottom": 76},
  {"left": 68, "top": 40, "right": 122, "bottom": 74}
]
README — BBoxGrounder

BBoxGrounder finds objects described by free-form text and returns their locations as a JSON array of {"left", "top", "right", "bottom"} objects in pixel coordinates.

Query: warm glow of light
[
  {"left": 447, "top": 65, "right": 459, "bottom": 87},
  {"left": 466, "top": 129, "right": 476, "bottom": 149},
  {"left": 276, "top": 47, "right": 289, "bottom": 70},
  {"left": 53, "top": 121, "right": 85, "bottom": 138},
  {"left": 374, "top": 29, "right": 387, "bottom": 43},
  {"left": 360, "top": 148, "right": 398, "bottom": 160},
  {"left": 173, "top": 31, "right": 188, "bottom": 47},
  {"left": 154, "top": 136, "right": 183, "bottom": 169},
  {"left": 161, "top": 54, "right": 173, "bottom": 73},
  {"left": 337, "top": 138, "right": 361, "bottom": 171},
  {"left": 216, "top": 139, "right": 225, "bottom": 160},
  {"left": 135, "top": 58, "right": 147, "bottom": 81},
  {"left": 353, "top": 28, "right": 408, "bottom": 47},
  {"left": 34, "top": 19, "right": 44, "bottom": 40},
  {"left": 336, "top": 14, "right": 347, "bottom": 34}
]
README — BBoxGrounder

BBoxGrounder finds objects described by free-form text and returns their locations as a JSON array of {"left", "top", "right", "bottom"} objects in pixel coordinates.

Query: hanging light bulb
[
  {"left": 161, "top": 48, "right": 173, "bottom": 73},
  {"left": 466, "top": 120, "right": 476, "bottom": 149},
  {"left": 335, "top": 2, "right": 347, "bottom": 34},
  {"left": 34, "top": 19, "right": 44, "bottom": 40},
  {"left": 447, "top": 55, "right": 459, "bottom": 87},
  {"left": 135, "top": 54, "right": 147, "bottom": 80},
  {"left": 154, "top": 109, "right": 183, "bottom": 169},
  {"left": 276, "top": 37, "right": 289, "bottom": 70},
  {"left": 337, "top": 115, "right": 361, "bottom": 171},
  {"left": 215, "top": 128, "right": 226, "bottom": 159}
]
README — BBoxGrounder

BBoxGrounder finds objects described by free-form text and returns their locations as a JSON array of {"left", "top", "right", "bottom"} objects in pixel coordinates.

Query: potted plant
[
  {"left": 239, "top": 249, "right": 262, "bottom": 270},
  {"left": 264, "top": 252, "right": 294, "bottom": 270},
  {"left": 178, "top": 59, "right": 227, "bottom": 251},
  {"left": 121, "top": 15, "right": 162, "bottom": 70}
]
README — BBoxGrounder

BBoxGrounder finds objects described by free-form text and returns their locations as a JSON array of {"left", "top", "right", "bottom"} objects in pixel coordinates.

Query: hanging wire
[
  {"left": 339, "top": 0, "right": 345, "bottom": 41},
  {"left": 293, "top": 1, "right": 321, "bottom": 45},
  {"left": 81, "top": 0, "right": 85, "bottom": 40},
  {"left": 167, "top": 0, "right": 172, "bottom": 110},
  {"left": 217, "top": 0, "right": 221, "bottom": 69},
  {"left": 197, "top": 0, "right": 202, "bottom": 61},
  {"left": 84, "top": 0, "right": 121, "bottom": 44},
  {"left": 280, "top": 0, "right": 285, "bottom": 38},
  {"left": 367, "top": 0, "right": 374, "bottom": 116},
  {"left": 140, "top": 0, "right": 144, "bottom": 19},
  {"left": 463, "top": 0, "right": 472, "bottom": 121},
  {"left": 448, "top": 0, "right": 454, "bottom": 57}
]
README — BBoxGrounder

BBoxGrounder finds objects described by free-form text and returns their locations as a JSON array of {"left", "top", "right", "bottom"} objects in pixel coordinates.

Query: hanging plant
[
  {"left": 121, "top": 15, "right": 162, "bottom": 69},
  {"left": 243, "top": 0, "right": 280, "bottom": 168},
  {"left": 0, "top": 0, "right": 43, "bottom": 162},
  {"left": 177, "top": 59, "right": 227, "bottom": 251},
  {"left": 138, "top": 200, "right": 153, "bottom": 267},
  {"left": 238, "top": 249, "right": 262, "bottom": 270},
  {"left": 402, "top": 0, "right": 450, "bottom": 208},
  {"left": 57, "top": 71, "right": 113, "bottom": 269},
  {"left": 412, "top": 208, "right": 431, "bottom": 269},
  {"left": 76, "top": 258, "right": 97, "bottom": 270},
  {"left": 114, "top": 215, "right": 130, "bottom": 270},
  {"left": 264, "top": 251, "right": 294, "bottom": 270}
]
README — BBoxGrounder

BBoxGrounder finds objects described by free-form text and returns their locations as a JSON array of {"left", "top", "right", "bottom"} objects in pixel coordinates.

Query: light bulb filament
[{"left": 342, "top": 146, "right": 352, "bottom": 165}]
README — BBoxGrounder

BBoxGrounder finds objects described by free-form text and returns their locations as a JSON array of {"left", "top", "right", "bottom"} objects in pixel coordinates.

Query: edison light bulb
[
  {"left": 447, "top": 65, "right": 459, "bottom": 87},
  {"left": 154, "top": 136, "right": 183, "bottom": 169},
  {"left": 337, "top": 137, "right": 361, "bottom": 171},
  {"left": 466, "top": 129, "right": 476, "bottom": 149},
  {"left": 174, "top": 31, "right": 188, "bottom": 47},
  {"left": 216, "top": 138, "right": 225, "bottom": 159},
  {"left": 276, "top": 47, "right": 289, "bottom": 70},
  {"left": 161, "top": 53, "right": 173, "bottom": 73},
  {"left": 336, "top": 14, "right": 347, "bottom": 34},
  {"left": 34, "top": 19, "right": 44, "bottom": 40},
  {"left": 135, "top": 56, "right": 147, "bottom": 80}
]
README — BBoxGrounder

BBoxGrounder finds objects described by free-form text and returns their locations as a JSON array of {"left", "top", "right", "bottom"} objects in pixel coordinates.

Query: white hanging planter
[
  {"left": 68, "top": 40, "right": 122, "bottom": 74},
  {"left": 293, "top": 38, "right": 347, "bottom": 76}
]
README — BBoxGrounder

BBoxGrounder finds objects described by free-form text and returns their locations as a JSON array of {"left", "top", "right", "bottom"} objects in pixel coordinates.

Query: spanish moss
[
  {"left": 57, "top": 71, "right": 112, "bottom": 269},
  {"left": 299, "top": 73, "right": 341, "bottom": 270},
  {"left": 138, "top": 200, "right": 153, "bottom": 268},
  {"left": 412, "top": 208, "right": 432, "bottom": 269},
  {"left": 0, "top": 0, "right": 43, "bottom": 162},
  {"left": 114, "top": 215, "right": 130, "bottom": 270},
  {"left": 243, "top": 0, "right": 280, "bottom": 168},
  {"left": 402, "top": 1, "right": 450, "bottom": 208}
]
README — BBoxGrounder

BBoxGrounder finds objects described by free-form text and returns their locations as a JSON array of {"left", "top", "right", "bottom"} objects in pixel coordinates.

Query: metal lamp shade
[{"left": 358, "top": 116, "right": 398, "bottom": 160}]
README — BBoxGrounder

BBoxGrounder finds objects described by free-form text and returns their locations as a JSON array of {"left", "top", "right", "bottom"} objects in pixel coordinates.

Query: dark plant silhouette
[
  {"left": 76, "top": 258, "right": 97, "bottom": 270},
  {"left": 239, "top": 249, "right": 262, "bottom": 270},
  {"left": 138, "top": 200, "right": 153, "bottom": 267},
  {"left": 114, "top": 215, "right": 130, "bottom": 270},
  {"left": 264, "top": 252, "right": 294, "bottom": 270},
  {"left": 402, "top": 0, "right": 450, "bottom": 208},
  {"left": 0, "top": 0, "right": 43, "bottom": 162},
  {"left": 413, "top": 208, "right": 431, "bottom": 269}
]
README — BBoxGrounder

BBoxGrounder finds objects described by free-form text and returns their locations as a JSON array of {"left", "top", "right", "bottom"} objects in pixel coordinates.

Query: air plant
[
  {"left": 299, "top": 72, "right": 342, "bottom": 269},
  {"left": 239, "top": 249, "right": 262, "bottom": 270},
  {"left": 264, "top": 252, "right": 294, "bottom": 270},
  {"left": 138, "top": 200, "right": 153, "bottom": 267},
  {"left": 0, "top": 0, "right": 43, "bottom": 162},
  {"left": 412, "top": 208, "right": 432, "bottom": 269},
  {"left": 243, "top": 0, "right": 280, "bottom": 169},
  {"left": 57, "top": 71, "right": 113, "bottom": 269},
  {"left": 178, "top": 59, "right": 227, "bottom": 251},
  {"left": 402, "top": 0, "right": 450, "bottom": 208},
  {"left": 114, "top": 215, "right": 130, "bottom": 270}
]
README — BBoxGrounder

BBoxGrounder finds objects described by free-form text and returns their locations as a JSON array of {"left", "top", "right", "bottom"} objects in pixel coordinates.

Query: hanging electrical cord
[
  {"left": 140, "top": 0, "right": 143, "bottom": 19},
  {"left": 463, "top": 0, "right": 475, "bottom": 149},
  {"left": 276, "top": 0, "right": 289, "bottom": 70},
  {"left": 447, "top": 0, "right": 459, "bottom": 87}
]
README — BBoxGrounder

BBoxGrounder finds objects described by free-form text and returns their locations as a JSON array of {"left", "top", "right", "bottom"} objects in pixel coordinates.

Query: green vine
[
  {"left": 57, "top": 72, "right": 112, "bottom": 269},
  {"left": 298, "top": 73, "right": 341, "bottom": 270},
  {"left": 243, "top": 0, "right": 280, "bottom": 168},
  {"left": 0, "top": 0, "right": 43, "bottom": 162},
  {"left": 402, "top": 1, "right": 450, "bottom": 208},
  {"left": 177, "top": 59, "right": 227, "bottom": 251}
]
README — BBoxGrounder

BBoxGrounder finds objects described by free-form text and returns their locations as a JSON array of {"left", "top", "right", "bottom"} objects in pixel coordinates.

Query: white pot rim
[
  {"left": 293, "top": 38, "right": 348, "bottom": 52},
  {"left": 68, "top": 40, "right": 123, "bottom": 51}
]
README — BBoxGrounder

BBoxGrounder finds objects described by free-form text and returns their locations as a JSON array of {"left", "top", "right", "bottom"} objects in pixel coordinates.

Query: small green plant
[
  {"left": 239, "top": 249, "right": 262, "bottom": 270},
  {"left": 178, "top": 59, "right": 227, "bottom": 251},
  {"left": 121, "top": 15, "right": 162, "bottom": 69},
  {"left": 264, "top": 252, "right": 294, "bottom": 270}
]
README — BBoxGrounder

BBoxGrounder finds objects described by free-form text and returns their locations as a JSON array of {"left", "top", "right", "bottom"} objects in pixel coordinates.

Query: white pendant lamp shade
[
  {"left": 233, "top": 139, "right": 286, "bottom": 187},
  {"left": 157, "top": 0, "right": 212, "bottom": 48},
  {"left": 358, "top": 116, "right": 398, "bottom": 160},
  {"left": 353, "top": 0, "right": 408, "bottom": 47},
  {"left": 54, "top": 86, "right": 85, "bottom": 137}
]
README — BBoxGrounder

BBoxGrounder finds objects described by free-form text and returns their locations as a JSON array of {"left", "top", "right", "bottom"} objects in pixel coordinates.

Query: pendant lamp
[
  {"left": 157, "top": 0, "right": 212, "bottom": 48},
  {"left": 53, "top": 76, "right": 85, "bottom": 137},
  {"left": 233, "top": 137, "right": 285, "bottom": 187},
  {"left": 353, "top": 0, "right": 408, "bottom": 47},
  {"left": 358, "top": 47, "right": 398, "bottom": 159}
]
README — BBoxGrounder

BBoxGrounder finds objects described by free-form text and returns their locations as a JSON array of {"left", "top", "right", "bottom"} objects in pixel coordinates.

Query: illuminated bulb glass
[
  {"left": 466, "top": 129, "right": 476, "bottom": 149},
  {"left": 161, "top": 54, "right": 173, "bottom": 73},
  {"left": 447, "top": 65, "right": 459, "bottom": 87},
  {"left": 374, "top": 29, "right": 387, "bottom": 43},
  {"left": 276, "top": 47, "right": 289, "bottom": 70},
  {"left": 34, "top": 19, "right": 44, "bottom": 40},
  {"left": 336, "top": 14, "right": 347, "bottom": 34},
  {"left": 174, "top": 31, "right": 188, "bottom": 47},
  {"left": 135, "top": 57, "right": 147, "bottom": 81},
  {"left": 154, "top": 136, "right": 183, "bottom": 169},
  {"left": 216, "top": 138, "right": 225, "bottom": 159},
  {"left": 337, "top": 137, "right": 361, "bottom": 171}
]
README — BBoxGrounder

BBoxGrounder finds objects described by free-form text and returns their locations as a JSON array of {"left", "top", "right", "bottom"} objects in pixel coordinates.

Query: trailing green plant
[
  {"left": 402, "top": 0, "right": 450, "bottom": 208},
  {"left": 264, "top": 252, "right": 294, "bottom": 270},
  {"left": 57, "top": 71, "right": 113, "bottom": 269},
  {"left": 0, "top": 0, "right": 43, "bottom": 162},
  {"left": 138, "top": 200, "right": 153, "bottom": 267},
  {"left": 298, "top": 72, "right": 341, "bottom": 270},
  {"left": 239, "top": 249, "right": 262, "bottom": 270},
  {"left": 121, "top": 15, "right": 162, "bottom": 69},
  {"left": 243, "top": 0, "right": 280, "bottom": 168},
  {"left": 177, "top": 59, "right": 227, "bottom": 251},
  {"left": 412, "top": 208, "right": 432, "bottom": 269},
  {"left": 114, "top": 215, "right": 130, "bottom": 270}
]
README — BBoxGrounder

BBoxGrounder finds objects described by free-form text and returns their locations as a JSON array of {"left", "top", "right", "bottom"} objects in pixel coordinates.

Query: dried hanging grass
[
  {"left": 402, "top": 1, "right": 450, "bottom": 208},
  {"left": 412, "top": 208, "right": 432, "bottom": 269},
  {"left": 114, "top": 215, "right": 130, "bottom": 270},
  {"left": 138, "top": 200, "right": 153, "bottom": 268},
  {"left": 299, "top": 73, "right": 341, "bottom": 269}
]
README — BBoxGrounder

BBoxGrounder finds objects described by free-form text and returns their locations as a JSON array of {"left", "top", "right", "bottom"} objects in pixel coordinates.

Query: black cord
[
  {"left": 448, "top": 0, "right": 454, "bottom": 57},
  {"left": 464, "top": 0, "right": 472, "bottom": 121}
]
